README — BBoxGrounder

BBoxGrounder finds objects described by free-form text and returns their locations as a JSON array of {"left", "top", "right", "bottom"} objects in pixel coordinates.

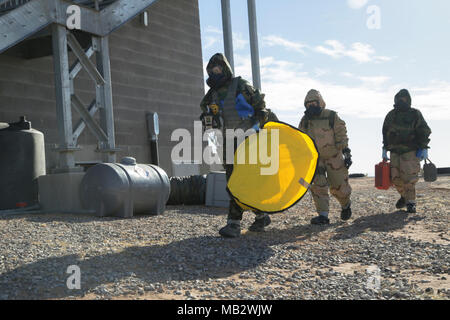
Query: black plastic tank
[
  {"left": 0, "top": 117, "right": 46, "bottom": 210},
  {"left": 80, "top": 157, "right": 170, "bottom": 218}
]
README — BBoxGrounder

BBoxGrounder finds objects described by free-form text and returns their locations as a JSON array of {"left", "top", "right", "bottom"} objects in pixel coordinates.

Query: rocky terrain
[{"left": 0, "top": 177, "right": 448, "bottom": 300}]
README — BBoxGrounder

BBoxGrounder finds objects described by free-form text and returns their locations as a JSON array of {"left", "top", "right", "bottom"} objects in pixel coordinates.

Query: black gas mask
[
  {"left": 304, "top": 101, "right": 322, "bottom": 117},
  {"left": 394, "top": 99, "right": 410, "bottom": 111},
  {"left": 206, "top": 65, "right": 227, "bottom": 89}
]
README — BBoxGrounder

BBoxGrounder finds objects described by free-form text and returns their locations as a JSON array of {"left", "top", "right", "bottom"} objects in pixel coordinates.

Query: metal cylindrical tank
[
  {"left": 0, "top": 117, "right": 46, "bottom": 210},
  {"left": 80, "top": 157, "right": 170, "bottom": 218}
]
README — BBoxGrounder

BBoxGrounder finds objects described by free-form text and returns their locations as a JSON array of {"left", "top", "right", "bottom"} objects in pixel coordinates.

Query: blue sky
[{"left": 198, "top": 0, "right": 450, "bottom": 175}]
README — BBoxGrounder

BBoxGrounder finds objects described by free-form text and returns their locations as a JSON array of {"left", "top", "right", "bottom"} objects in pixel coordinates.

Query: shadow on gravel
[
  {"left": 331, "top": 210, "right": 425, "bottom": 240},
  {"left": 0, "top": 205, "right": 228, "bottom": 224},
  {"left": 0, "top": 219, "right": 332, "bottom": 300},
  {"left": 0, "top": 213, "right": 121, "bottom": 224},
  {"left": 258, "top": 222, "right": 337, "bottom": 242},
  {"left": 165, "top": 205, "right": 228, "bottom": 216},
  {"left": 0, "top": 213, "right": 176, "bottom": 224}
]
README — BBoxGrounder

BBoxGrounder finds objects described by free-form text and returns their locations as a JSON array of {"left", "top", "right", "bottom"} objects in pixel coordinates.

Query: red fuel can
[{"left": 375, "top": 161, "right": 391, "bottom": 190}]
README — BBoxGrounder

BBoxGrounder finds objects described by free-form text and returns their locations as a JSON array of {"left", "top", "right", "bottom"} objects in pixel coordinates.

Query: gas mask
[
  {"left": 304, "top": 102, "right": 322, "bottom": 117},
  {"left": 206, "top": 65, "right": 227, "bottom": 89},
  {"left": 207, "top": 73, "right": 225, "bottom": 87},
  {"left": 394, "top": 99, "right": 410, "bottom": 111}
]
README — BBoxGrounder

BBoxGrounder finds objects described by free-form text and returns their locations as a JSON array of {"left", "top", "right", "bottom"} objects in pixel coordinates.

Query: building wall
[{"left": 0, "top": 0, "right": 205, "bottom": 176}]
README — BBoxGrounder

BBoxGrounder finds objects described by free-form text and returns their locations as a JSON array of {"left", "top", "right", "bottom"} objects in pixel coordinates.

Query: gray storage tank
[
  {"left": 80, "top": 157, "right": 170, "bottom": 218},
  {"left": 0, "top": 116, "right": 46, "bottom": 210}
]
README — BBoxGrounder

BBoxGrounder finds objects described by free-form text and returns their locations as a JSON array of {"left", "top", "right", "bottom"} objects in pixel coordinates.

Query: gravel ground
[{"left": 0, "top": 176, "right": 448, "bottom": 300}]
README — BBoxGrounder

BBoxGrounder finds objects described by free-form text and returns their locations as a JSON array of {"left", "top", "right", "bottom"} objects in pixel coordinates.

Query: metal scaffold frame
[{"left": 52, "top": 24, "right": 118, "bottom": 171}]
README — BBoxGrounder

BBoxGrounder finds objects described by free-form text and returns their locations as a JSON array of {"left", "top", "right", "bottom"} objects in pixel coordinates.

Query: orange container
[{"left": 375, "top": 160, "right": 391, "bottom": 190}]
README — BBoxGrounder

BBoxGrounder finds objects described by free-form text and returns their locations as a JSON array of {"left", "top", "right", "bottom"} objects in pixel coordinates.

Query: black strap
[
  {"left": 223, "top": 77, "right": 240, "bottom": 109},
  {"left": 221, "top": 77, "right": 244, "bottom": 129},
  {"left": 303, "top": 111, "right": 336, "bottom": 130},
  {"left": 329, "top": 111, "right": 336, "bottom": 129}
]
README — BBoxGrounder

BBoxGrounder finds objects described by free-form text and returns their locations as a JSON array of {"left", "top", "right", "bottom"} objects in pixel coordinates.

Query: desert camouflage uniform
[
  {"left": 298, "top": 90, "right": 351, "bottom": 214},
  {"left": 200, "top": 53, "right": 270, "bottom": 221},
  {"left": 383, "top": 90, "right": 431, "bottom": 202}
]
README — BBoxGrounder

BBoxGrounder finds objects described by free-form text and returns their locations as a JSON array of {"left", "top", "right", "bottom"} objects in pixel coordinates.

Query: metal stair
[{"left": 0, "top": 0, "right": 159, "bottom": 55}]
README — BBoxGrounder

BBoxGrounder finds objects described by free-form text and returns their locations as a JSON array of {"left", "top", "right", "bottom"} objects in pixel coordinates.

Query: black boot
[
  {"left": 311, "top": 215, "right": 330, "bottom": 225},
  {"left": 248, "top": 215, "right": 271, "bottom": 232},
  {"left": 396, "top": 197, "right": 406, "bottom": 209},
  {"left": 341, "top": 206, "right": 352, "bottom": 221},
  {"left": 406, "top": 202, "right": 416, "bottom": 213},
  {"left": 219, "top": 223, "right": 241, "bottom": 238}
]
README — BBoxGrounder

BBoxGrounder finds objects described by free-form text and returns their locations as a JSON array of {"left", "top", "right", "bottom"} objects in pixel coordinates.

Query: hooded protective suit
[
  {"left": 383, "top": 89, "right": 431, "bottom": 154},
  {"left": 200, "top": 53, "right": 269, "bottom": 130},
  {"left": 200, "top": 53, "right": 273, "bottom": 223},
  {"left": 298, "top": 89, "right": 352, "bottom": 214},
  {"left": 382, "top": 89, "right": 431, "bottom": 203}
]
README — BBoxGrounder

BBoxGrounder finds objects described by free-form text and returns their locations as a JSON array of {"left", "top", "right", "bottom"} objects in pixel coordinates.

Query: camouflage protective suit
[
  {"left": 266, "top": 108, "right": 279, "bottom": 122},
  {"left": 200, "top": 53, "right": 271, "bottom": 222},
  {"left": 383, "top": 89, "right": 431, "bottom": 202},
  {"left": 298, "top": 90, "right": 352, "bottom": 214}
]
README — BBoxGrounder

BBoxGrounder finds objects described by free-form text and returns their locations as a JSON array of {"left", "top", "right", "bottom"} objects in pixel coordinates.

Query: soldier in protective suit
[
  {"left": 200, "top": 53, "right": 274, "bottom": 238},
  {"left": 298, "top": 89, "right": 353, "bottom": 225},
  {"left": 382, "top": 89, "right": 431, "bottom": 213}
]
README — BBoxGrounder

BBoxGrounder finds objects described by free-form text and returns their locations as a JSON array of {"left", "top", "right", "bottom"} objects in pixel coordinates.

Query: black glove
[
  {"left": 254, "top": 109, "right": 268, "bottom": 124},
  {"left": 342, "top": 147, "right": 352, "bottom": 169}
]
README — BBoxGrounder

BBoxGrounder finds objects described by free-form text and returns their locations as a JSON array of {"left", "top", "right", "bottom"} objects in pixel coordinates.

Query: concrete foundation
[
  {"left": 38, "top": 172, "right": 90, "bottom": 213},
  {"left": 205, "top": 171, "right": 230, "bottom": 208}
]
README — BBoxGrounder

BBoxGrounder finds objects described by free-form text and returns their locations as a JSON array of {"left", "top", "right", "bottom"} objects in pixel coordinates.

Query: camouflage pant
[
  {"left": 390, "top": 151, "right": 420, "bottom": 202},
  {"left": 310, "top": 153, "right": 352, "bottom": 213}
]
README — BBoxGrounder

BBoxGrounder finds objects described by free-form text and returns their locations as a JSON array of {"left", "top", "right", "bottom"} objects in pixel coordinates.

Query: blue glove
[
  {"left": 416, "top": 149, "right": 428, "bottom": 161},
  {"left": 382, "top": 148, "right": 389, "bottom": 161},
  {"left": 252, "top": 122, "right": 260, "bottom": 132}
]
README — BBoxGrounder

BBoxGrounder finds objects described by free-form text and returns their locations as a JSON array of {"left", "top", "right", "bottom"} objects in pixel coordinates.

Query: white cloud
[
  {"left": 233, "top": 32, "right": 248, "bottom": 51},
  {"left": 341, "top": 72, "right": 391, "bottom": 87},
  {"left": 204, "top": 28, "right": 391, "bottom": 65},
  {"left": 347, "top": 0, "right": 369, "bottom": 9},
  {"left": 228, "top": 55, "right": 450, "bottom": 123},
  {"left": 314, "top": 68, "right": 330, "bottom": 77},
  {"left": 202, "top": 25, "right": 248, "bottom": 51},
  {"left": 262, "top": 35, "right": 308, "bottom": 54},
  {"left": 315, "top": 40, "right": 346, "bottom": 58},
  {"left": 204, "top": 26, "right": 222, "bottom": 34},
  {"left": 203, "top": 36, "right": 219, "bottom": 49},
  {"left": 315, "top": 40, "right": 392, "bottom": 63},
  {"left": 358, "top": 76, "right": 391, "bottom": 87}
]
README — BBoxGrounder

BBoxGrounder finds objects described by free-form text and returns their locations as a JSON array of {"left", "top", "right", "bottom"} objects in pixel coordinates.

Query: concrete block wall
[{"left": 0, "top": 0, "right": 205, "bottom": 177}]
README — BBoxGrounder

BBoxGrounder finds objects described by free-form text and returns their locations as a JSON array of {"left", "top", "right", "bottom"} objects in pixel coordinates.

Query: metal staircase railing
[
  {"left": 0, "top": 0, "right": 159, "bottom": 55},
  {"left": 0, "top": 0, "right": 32, "bottom": 12},
  {"left": 0, "top": 0, "right": 116, "bottom": 13}
]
